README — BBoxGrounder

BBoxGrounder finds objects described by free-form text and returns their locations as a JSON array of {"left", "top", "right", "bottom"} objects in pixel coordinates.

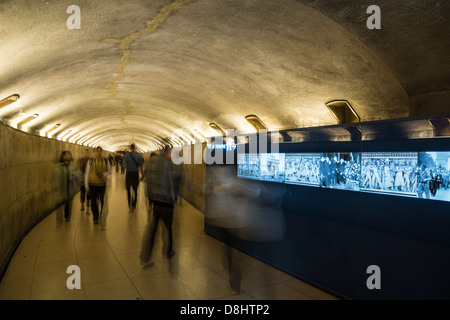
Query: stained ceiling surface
[{"left": 0, "top": 0, "right": 448, "bottom": 151}]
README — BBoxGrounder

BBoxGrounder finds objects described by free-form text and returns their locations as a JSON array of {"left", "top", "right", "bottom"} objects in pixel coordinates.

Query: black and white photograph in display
[
  {"left": 417, "top": 151, "right": 450, "bottom": 201},
  {"left": 260, "top": 153, "right": 285, "bottom": 183},
  {"left": 318, "top": 152, "right": 361, "bottom": 191},
  {"left": 236, "top": 150, "right": 450, "bottom": 203},
  {"left": 285, "top": 153, "right": 320, "bottom": 186},
  {"left": 237, "top": 153, "right": 260, "bottom": 180},
  {"left": 360, "top": 152, "right": 418, "bottom": 196}
]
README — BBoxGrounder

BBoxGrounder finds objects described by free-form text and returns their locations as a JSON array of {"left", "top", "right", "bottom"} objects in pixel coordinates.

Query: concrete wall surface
[
  {"left": 0, "top": 123, "right": 206, "bottom": 279},
  {"left": 0, "top": 122, "right": 90, "bottom": 278}
]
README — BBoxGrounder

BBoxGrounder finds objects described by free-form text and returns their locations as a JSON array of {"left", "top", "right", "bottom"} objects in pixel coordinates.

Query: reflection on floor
[{"left": 0, "top": 171, "right": 338, "bottom": 300}]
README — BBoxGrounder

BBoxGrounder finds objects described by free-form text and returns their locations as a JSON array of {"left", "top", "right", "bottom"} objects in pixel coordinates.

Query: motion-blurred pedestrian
[
  {"left": 122, "top": 143, "right": 144, "bottom": 212},
  {"left": 140, "top": 150, "right": 176, "bottom": 267},
  {"left": 54, "top": 151, "right": 82, "bottom": 226},
  {"left": 78, "top": 148, "right": 91, "bottom": 213},
  {"left": 85, "top": 146, "right": 111, "bottom": 226},
  {"left": 164, "top": 146, "right": 183, "bottom": 204}
]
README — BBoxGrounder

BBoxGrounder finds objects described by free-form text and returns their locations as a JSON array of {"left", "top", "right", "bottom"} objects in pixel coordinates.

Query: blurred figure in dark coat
[
  {"left": 140, "top": 150, "right": 176, "bottom": 267},
  {"left": 54, "top": 151, "right": 82, "bottom": 226}
]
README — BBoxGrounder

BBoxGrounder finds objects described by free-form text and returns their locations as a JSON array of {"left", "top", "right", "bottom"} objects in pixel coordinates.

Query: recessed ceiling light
[
  {"left": 245, "top": 115, "right": 267, "bottom": 131},
  {"left": 0, "top": 94, "right": 20, "bottom": 109},
  {"left": 45, "top": 123, "right": 60, "bottom": 136},
  {"left": 326, "top": 100, "right": 360, "bottom": 124},
  {"left": 208, "top": 123, "right": 225, "bottom": 136},
  {"left": 17, "top": 113, "right": 39, "bottom": 127}
]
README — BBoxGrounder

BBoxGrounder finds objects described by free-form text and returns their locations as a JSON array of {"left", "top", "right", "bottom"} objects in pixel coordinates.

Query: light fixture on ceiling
[
  {"left": 208, "top": 123, "right": 225, "bottom": 136},
  {"left": 162, "top": 139, "right": 172, "bottom": 148},
  {"left": 78, "top": 136, "right": 89, "bottom": 145},
  {"left": 45, "top": 124, "right": 61, "bottom": 137},
  {"left": 161, "top": 138, "right": 173, "bottom": 148},
  {"left": 0, "top": 94, "right": 20, "bottom": 109},
  {"left": 326, "top": 100, "right": 362, "bottom": 140},
  {"left": 180, "top": 134, "right": 193, "bottom": 145},
  {"left": 60, "top": 130, "right": 72, "bottom": 141},
  {"left": 193, "top": 128, "right": 206, "bottom": 141},
  {"left": 428, "top": 117, "right": 450, "bottom": 137},
  {"left": 69, "top": 134, "right": 80, "bottom": 143},
  {"left": 84, "top": 137, "right": 98, "bottom": 147},
  {"left": 326, "top": 100, "right": 360, "bottom": 124},
  {"left": 17, "top": 113, "right": 39, "bottom": 128},
  {"left": 245, "top": 114, "right": 267, "bottom": 132},
  {"left": 169, "top": 137, "right": 182, "bottom": 147}
]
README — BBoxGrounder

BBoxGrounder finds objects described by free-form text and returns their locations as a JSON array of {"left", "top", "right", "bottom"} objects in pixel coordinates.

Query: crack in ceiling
[{"left": 102, "top": 0, "right": 193, "bottom": 125}]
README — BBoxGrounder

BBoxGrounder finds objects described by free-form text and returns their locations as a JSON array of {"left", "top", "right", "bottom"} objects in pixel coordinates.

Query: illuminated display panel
[
  {"left": 360, "top": 152, "right": 418, "bottom": 197},
  {"left": 236, "top": 150, "right": 450, "bottom": 203},
  {"left": 417, "top": 151, "right": 450, "bottom": 201},
  {"left": 318, "top": 152, "right": 361, "bottom": 191},
  {"left": 237, "top": 153, "right": 260, "bottom": 180},
  {"left": 285, "top": 153, "right": 321, "bottom": 186},
  {"left": 260, "top": 153, "right": 285, "bottom": 183}
]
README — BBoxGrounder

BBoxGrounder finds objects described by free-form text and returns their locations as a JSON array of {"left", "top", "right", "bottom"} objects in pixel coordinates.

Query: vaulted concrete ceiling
[{"left": 0, "top": 0, "right": 449, "bottom": 151}]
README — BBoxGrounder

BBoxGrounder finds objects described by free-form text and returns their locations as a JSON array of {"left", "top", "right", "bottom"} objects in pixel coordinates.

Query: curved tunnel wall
[
  {"left": 0, "top": 121, "right": 93, "bottom": 278},
  {"left": 0, "top": 122, "right": 207, "bottom": 279}
]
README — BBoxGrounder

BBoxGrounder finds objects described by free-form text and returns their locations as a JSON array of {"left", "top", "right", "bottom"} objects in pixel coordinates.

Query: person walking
[
  {"left": 120, "top": 153, "right": 125, "bottom": 175},
  {"left": 164, "top": 146, "right": 184, "bottom": 205},
  {"left": 85, "top": 146, "right": 111, "bottom": 226},
  {"left": 122, "top": 143, "right": 144, "bottom": 212},
  {"left": 54, "top": 151, "right": 82, "bottom": 226},
  {"left": 115, "top": 152, "right": 121, "bottom": 173},
  {"left": 78, "top": 148, "right": 91, "bottom": 213},
  {"left": 140, "top": 151, "right": 176, "bottom": 267}
]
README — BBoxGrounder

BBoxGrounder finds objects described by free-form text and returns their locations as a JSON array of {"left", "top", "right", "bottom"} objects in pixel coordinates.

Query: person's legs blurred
[
  {"left": 132, "top": 184, "right": 138, "bottom": 209},
  {"left": 125, "top": 172, "right": 139, "bottom": 211},
  {"left": 97, "top": 186, "right": 106, "bottom": 227},
  {"left": 140, "top": 202, "right": 159, "bottom": 266},
  {"left": 126, "top": 179, "right": 132, "bottom": 210},
  {"left": 64, "top": 199, "right": 73, "bottom": 222},
  {"left": 80, "top": 183, "right": 86, "bottom": 211},
  {"left": 158, "top": 202, "right": 175, "bottom": 257},
  {"left": 128, "top": 172, "right": 139, "bottom": 210},
  {"left": 90, "top": 186, "right": 100, "bottom": 224},
  {"left": 223, "top": 232, "right": 241, "bottom": 293}
]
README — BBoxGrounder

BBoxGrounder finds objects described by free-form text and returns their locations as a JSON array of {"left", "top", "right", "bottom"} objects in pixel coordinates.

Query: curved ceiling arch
[
  {"left": 52, "top": 113, "right": 181, "bottom": 140},
  {"left": 79, "top": 128, "right": 171, "bottom": 148},
  {"left": 1, "top": 0, "right": 448, "bottom": 151}
]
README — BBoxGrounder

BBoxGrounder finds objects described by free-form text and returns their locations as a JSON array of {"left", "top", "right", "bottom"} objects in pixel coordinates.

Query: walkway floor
[{"left": 0, "top": 170, "right": 338, "bottom": 300}]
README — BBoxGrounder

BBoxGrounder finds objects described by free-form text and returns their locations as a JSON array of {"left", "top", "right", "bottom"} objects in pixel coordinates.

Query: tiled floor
[{"left": 0, "top": 170, "right": 338, "bottom": 300}]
